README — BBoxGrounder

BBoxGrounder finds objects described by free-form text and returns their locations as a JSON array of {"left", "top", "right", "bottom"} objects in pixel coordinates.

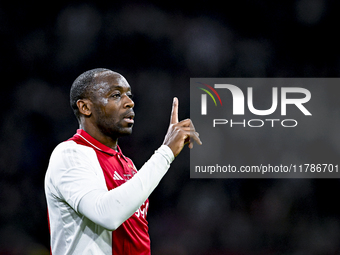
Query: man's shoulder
[
  {"left": 46, "top": 140, "right": 100, "bottom": 183},
  {"left": 50, "top": 140, "right": 96, "bottom": 160}
]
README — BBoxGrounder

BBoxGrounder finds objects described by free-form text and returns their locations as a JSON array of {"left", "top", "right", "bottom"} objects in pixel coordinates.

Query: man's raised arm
[{"left": 77, "top": 97, "right": 202, "bottom": 230}]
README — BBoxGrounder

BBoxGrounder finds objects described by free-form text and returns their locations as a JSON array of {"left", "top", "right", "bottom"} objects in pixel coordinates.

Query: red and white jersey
[{"left": 45, "top": 129, "right": 174, "bottom": 255}]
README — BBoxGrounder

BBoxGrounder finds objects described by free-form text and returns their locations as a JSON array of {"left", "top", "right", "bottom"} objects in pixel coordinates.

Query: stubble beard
[{"left": 95, "top": 110, "right": 133, "bottom": 140}]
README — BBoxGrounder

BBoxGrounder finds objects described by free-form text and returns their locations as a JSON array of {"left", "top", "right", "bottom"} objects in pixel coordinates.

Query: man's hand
[{"left": 163, "top": 97, "right": 202, "bottom": 157}]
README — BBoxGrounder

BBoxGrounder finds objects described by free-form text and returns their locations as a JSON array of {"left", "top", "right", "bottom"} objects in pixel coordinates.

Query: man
[{"left": 44, "top": 68, "right": 201, "bottom": 254}]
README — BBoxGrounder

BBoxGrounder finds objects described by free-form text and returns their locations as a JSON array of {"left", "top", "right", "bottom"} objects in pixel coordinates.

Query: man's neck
[{"left": 79, "top": 122, "right": 118, "bottom": 151}]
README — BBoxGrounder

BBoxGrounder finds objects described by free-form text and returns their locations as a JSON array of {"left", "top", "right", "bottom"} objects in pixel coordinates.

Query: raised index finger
[{"left": 170, "top": 97, "right": 179, "bottom": 124}]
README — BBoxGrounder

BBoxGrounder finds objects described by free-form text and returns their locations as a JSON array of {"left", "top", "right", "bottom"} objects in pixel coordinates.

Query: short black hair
[{"left": 70, "top": 68, "right": 110, "bottom": 120}]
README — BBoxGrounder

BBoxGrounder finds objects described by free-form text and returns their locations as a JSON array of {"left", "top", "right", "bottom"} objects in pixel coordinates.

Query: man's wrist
[{"left": 157, "top": 145, "right": 175, "bottom": 163}]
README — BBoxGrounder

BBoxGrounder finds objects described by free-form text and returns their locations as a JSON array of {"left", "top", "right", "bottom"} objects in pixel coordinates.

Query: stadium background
[{"left": 1, "top": 0, "right": 340, "bottom": 254}]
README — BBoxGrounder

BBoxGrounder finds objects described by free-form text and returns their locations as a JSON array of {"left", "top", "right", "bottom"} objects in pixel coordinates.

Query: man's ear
[{"left": 77, "top": 99, "right": 92, "bottom": 117}]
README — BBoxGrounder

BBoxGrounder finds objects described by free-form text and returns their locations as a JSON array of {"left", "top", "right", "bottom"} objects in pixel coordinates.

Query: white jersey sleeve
[{"left": 45, "top": 141, "right": 107, "bottom": 212}]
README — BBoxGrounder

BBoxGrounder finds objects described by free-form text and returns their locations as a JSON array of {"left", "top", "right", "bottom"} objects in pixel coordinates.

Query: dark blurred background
[{"left": 1, "top": 0, "right": 340, "bottom": 254}]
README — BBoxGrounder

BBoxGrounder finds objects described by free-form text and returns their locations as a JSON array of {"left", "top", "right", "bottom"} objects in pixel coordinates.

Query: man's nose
[{"left": 123, "top": 94, "right": 134, "bottom": 108}]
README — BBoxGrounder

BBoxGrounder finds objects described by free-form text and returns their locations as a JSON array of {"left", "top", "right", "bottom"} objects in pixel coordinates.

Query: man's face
[{"left": 90, "top": 71, "right": 135, "bottom": 139}]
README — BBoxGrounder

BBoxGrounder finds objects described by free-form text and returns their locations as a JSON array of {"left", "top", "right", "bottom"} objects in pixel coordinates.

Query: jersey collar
[{"left": 74, "top": 129, "right": 128, "bottom": 161}]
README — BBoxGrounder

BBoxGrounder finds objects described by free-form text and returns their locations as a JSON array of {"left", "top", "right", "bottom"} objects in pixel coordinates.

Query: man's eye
[
  {"left": 128, "top": 94, "right": 133, "bottom": 99},
  {"left": 111, "top": 93, "right": 121, "bottom": 98}
]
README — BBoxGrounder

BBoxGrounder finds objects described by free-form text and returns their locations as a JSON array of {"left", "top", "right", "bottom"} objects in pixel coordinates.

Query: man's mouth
[{"left": 123, "top": 112, "right": 135, "bottom": 124}]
